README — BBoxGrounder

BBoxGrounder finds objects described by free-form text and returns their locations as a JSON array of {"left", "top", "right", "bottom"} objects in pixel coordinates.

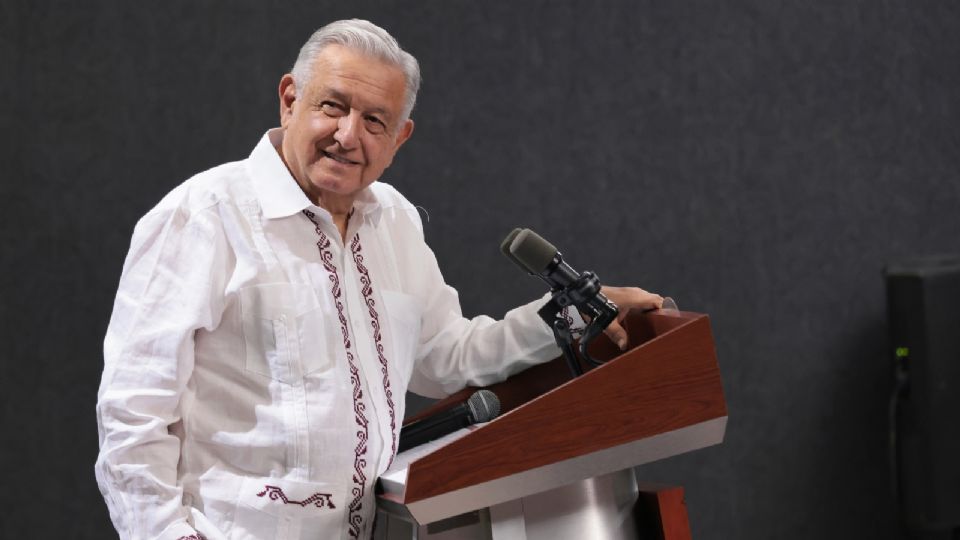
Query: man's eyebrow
[{"left": 322, "top": 88, "right": 350, "bottom": 104}]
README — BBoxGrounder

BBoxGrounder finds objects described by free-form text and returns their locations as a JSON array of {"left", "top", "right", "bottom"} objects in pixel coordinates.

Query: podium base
[{"left": 375, "top": 469, "right": 640, "bottom": 540}]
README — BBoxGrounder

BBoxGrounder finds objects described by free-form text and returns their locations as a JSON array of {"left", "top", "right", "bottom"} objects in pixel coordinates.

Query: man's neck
[
  {"left": 328, "top": 208, "right": 352, "bottom": 242},
  {"left": 317, "top": 192, "right": 354, "bottom": 242}
]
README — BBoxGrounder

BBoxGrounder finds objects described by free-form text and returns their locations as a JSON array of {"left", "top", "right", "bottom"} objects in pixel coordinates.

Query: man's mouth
[{"left": 321, "top": 150, "right": 360, "bottom": 166}]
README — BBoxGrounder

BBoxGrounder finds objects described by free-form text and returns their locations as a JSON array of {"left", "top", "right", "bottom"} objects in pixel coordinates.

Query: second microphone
[{"left": 397, "top": 390, "right": 501, "bottom": 453}]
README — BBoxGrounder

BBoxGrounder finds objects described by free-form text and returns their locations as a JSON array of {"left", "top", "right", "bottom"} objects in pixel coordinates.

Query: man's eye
[
  {"left": 320, "top": 102, "right": 345, "bottom": 116},
  {"left": 365, "top": 116, "right": 386, "bottom": 134}
]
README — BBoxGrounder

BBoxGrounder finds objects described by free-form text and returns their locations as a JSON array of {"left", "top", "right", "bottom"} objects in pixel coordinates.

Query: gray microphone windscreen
[
  {"left": 466, "top": 389, "right": 501, "bottom": 422},
  {"left": 500, "top": 228, "right": 525, "bottom": 268},
  {"left": 509, "top": 228, "right": 558, "bottom": 274}
]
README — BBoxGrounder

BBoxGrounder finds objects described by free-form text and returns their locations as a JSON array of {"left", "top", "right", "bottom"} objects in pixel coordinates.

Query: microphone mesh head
[
  {"left": 467, "top": 389, "right": 501, "bottom": 422},
  {"left": 500, "top": 228, "right": 526, "bottom": 268},
  {"left": 509, "top": 229, "right": 558, "bottom": 274}
]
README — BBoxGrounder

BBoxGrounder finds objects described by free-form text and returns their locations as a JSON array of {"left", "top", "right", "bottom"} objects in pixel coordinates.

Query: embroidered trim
[
  {"left": 561, "top": 306, "right": 583, "bottom": 336},
  {"left": 176, "top": 535, "right": 206, "bottom": 540},
  {"left": 303, "top": 210, "right": 369, "bottom": 539},
  {"left": 257, "top": 485, "right": 337, "bottom": 509},
  {"left": 561, "top": 306, "right": 575, "bottom": 331},
  {"left": 350, "top": 234, "right": 398, "bottom": 467}
]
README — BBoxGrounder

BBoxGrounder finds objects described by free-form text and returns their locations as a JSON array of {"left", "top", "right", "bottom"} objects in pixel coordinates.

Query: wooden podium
[{"left": 376, "top": 308, "right": 727, "bottom": 539}]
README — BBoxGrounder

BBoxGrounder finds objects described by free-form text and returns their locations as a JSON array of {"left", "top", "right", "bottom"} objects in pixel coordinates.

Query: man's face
[{"left": 278, "top": 45, "right": 414, "bottom": 207}]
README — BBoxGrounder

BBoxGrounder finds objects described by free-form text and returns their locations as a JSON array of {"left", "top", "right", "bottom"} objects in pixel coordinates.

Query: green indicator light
[{"left": 895, "top": 347, "right": 910, "bottom": 359}]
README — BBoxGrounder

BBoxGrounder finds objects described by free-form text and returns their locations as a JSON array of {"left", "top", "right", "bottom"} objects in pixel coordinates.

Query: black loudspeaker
[{"left": 886, "top": 256, "right": 960, "bottom": 535}]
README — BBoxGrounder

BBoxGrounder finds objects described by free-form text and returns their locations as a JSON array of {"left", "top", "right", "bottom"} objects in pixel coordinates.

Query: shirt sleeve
[
  {"left": 95, "top": 201, "right": 229, "bottom": 540},
  {"left": 401, "top": 218, "right": 586, "bottom": 398}
]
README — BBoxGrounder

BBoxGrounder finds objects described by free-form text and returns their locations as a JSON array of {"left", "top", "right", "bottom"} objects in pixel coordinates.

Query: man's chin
[
  {"left": 303, "top": 175, "right": 371, "bottom": 205},
  {"left": 306, "top": 170, "right": 355, "bottom": 192}
]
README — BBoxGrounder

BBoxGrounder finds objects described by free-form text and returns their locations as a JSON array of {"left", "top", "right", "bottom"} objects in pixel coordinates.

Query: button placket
[
  {"left": 343, "top": 242, "right": 389, "bottom": 476},
  {"left": 301, "top": 208, "right": 381, "bottom": 521}
]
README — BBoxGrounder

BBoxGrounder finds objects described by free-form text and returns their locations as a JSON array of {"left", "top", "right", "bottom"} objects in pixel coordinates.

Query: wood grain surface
[{"left": 401, "top": 310, "right": 726, "bottom": 504}]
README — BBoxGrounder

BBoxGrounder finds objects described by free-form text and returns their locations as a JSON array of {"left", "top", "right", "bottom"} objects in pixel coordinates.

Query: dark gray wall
[{"left": 2, "top": 1, "right": 958, "bottom": 538}]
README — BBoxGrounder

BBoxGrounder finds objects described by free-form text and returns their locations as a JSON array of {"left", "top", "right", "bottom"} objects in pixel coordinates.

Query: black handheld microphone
[{"left": 397, "top": 390, "right": 500, "bottom": 453}]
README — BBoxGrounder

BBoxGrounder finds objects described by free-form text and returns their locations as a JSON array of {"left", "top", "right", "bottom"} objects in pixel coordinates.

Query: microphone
[
  {"left": 397, "top": 390, "right": 501, "bottom": 453},
  {"left": 501, "top": 228, "right": 616, "bottom": 315},
  {"left": 501, "top": 228, "right": 582, "bottom": 291},
  {"left": 500, "top": 227, "right": 619, "bottom": 371}
]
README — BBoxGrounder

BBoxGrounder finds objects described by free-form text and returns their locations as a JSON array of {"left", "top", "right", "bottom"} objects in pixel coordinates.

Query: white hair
[{"left": 291, "top": 19, "right": 421, "bottom": 121}]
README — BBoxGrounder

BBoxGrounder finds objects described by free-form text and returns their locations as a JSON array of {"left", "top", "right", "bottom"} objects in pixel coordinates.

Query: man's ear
[
  {"left": 393, "top": 119, "right": 414, "bottom": 151},
  {"left": 279, "top": 74, "right": 297, "bottom": 128}
]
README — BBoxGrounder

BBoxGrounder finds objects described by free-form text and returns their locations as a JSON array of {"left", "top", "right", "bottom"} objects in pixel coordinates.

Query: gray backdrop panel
[{"left": 2, "top": 1, "right": 958, "bottom": 538}]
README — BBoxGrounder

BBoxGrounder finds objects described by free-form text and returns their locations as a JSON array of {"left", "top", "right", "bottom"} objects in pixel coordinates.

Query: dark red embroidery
[
  {"left": 561, "top": 306, "right": 575, "bottom": 330},
  {"left": 176, "top": 535, "right": 205, "bottom": 540},
  {"left": 561, "top": 306, "right": 583, "bottom": 335},
  {"left": 257, "top": 485, "right": 336, "bottom": 509},
  {"left": 350, "top": 234, "right": 398, "bottom": 467},
  {"left": 304, "top": 210, "right": 369, "bottom": 539}
]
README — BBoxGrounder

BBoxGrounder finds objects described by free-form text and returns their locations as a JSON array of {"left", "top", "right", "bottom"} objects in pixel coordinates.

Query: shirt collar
[{"left": 246, "top": 128, "right": 385, "bottom": 223}]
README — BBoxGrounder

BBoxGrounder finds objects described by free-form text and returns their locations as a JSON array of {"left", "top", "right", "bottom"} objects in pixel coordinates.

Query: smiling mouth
[{"left": 321, "top": 150, "right": 360, "bottom": 166}]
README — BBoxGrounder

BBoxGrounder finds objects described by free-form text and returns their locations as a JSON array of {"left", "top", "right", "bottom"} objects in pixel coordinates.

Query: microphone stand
[{"left": 537, "top": 271, "right": 619, "bottom": 378}]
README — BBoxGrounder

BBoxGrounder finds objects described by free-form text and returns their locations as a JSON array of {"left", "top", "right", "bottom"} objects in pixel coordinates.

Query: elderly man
[{"left": 95, "top": 19, "right": 662, "bottom": 540}]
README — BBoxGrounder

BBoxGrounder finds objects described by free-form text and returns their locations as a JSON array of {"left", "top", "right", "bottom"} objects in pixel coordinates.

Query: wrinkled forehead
[{"left": 307, "top": 45, "right": 408, "bottom": 116}]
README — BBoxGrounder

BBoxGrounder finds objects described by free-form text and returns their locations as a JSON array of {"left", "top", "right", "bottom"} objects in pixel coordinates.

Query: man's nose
[{"left": 334, "top": 111, "right": 362, "bottom": 150}]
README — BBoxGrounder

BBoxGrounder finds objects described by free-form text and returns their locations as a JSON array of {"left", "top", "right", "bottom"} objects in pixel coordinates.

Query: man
[{"left": 95, "top": 19, "right": 662, "bottom": 540}]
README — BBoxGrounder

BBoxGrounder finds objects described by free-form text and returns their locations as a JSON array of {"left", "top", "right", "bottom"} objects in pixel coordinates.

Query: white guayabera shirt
[{"left": 95, "top": 129, "right": 578, "bottom": 540}]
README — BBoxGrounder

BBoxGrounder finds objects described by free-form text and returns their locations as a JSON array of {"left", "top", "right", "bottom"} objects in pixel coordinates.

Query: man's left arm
[{"left": 404, "top": 238, "right": 662, "bottom": 397}]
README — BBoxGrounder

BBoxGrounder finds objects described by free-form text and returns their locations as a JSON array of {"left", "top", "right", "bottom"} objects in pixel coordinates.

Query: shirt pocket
[
  {"left": 239, "top": 283, "right": 333, "bottom": 384},
  {"left": 380, "top": 289, "right": 423, "bottom": 375}
]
